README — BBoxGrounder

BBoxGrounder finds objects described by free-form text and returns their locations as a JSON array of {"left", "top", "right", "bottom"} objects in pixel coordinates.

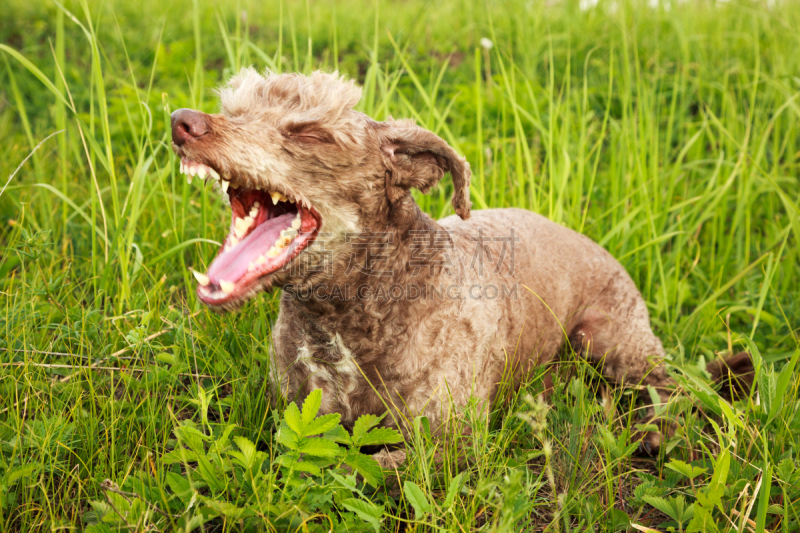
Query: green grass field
[{"left": 1, "top": 0, "right": 799, "bottom": 530}]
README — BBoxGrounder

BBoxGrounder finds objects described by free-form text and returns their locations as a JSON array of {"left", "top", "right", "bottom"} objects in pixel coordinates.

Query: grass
[{"left": 1, "top": 0, "right": 799, "bottom": 530}]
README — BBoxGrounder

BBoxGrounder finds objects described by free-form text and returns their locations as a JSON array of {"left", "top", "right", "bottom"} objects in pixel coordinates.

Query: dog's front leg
[{"left": 372, "top": 447, "right": 407, "bottom": 469}]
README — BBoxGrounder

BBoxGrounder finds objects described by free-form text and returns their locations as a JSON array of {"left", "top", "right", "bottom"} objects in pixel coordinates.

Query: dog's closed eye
[{"left": 283, "top": 122, "right": 335, "bottom": 143}]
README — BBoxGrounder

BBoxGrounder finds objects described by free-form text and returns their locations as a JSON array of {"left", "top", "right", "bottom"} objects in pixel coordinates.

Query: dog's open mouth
[{"left": 180, "top": 158, "right": 321, "bottom": 305}]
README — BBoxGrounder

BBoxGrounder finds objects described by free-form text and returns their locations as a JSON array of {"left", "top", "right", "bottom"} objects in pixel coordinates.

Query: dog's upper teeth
[
  {"left": 180, "top": 161, "right": 185, "bottom": 174},
  {"left": 207, "top": 167, "right": 220, "bottom": 180},
  {"left": 192, "top": 270, "right": 210, "bottom": 286},
  {"left": 270, "top": 191, "right": 283, "bottom": 205},
  {"left": 219, "top": 280, "right": 234, "bottom": 294},
  {"left": 221, "top": 180, "right": 230, "bottom": 193},
  {"left": 187, "top": 174, "right": 193, "bottom": 185},
  {"left": 197, "top": 167, "right": 206, "bottom": 180}
]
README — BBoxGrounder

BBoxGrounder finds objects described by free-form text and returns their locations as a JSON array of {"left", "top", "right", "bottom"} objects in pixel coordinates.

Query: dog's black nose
[{"left": 171, "top": 108, "right": 208, "bottom": 146}]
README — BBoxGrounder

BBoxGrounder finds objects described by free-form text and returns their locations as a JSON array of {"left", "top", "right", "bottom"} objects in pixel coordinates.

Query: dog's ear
[{"left": 380, "top": 119, "right": 471, "bottom": 220}]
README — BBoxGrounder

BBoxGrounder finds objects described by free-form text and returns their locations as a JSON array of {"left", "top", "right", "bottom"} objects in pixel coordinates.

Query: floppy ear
[{"left": 380, "top": 119, "right": 471, "bottom": 220}]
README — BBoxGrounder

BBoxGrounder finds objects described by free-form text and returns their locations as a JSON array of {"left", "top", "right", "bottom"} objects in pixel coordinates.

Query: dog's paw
[{"left": 372, "top": 449, "right": 407, "bottom": 470}]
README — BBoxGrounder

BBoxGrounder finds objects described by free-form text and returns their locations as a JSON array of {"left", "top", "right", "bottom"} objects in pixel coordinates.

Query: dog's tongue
[{"left": 207, "top": 212, "right": 295, "bottom": 284}]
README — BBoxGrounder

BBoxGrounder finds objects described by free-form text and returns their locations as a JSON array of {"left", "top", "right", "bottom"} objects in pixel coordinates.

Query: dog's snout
[{"left": 171, "top": 108, "right": 208, "bottom": 146}]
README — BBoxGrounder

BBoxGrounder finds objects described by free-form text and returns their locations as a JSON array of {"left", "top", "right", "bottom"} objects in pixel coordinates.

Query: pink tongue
[{"left": 207, "top": 212, "right": 295, "bottom": 284}]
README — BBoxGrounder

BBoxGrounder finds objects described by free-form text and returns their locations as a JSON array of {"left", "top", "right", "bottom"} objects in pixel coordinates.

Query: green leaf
[
  {"left": 403, "top": 481, "right": 432, "bottom": 518},
  {"left": 665, "top": 460, "right": 707, "bottom": 480},
  {"left": 673, "top": 373, "right": 723, "bottom": 417},
  {"left": 343, "top": 451, "right": 384, "bottom": 487},
  {"left": 284, "top": 402, "right": 303, "bottom": 435},
  {"left": 642, "top": 496, "right": 678, "bottom": 521},
  {"left": 160, "top": 449, "right": 201, "bottom": 464},
  {"left": 201, "top": 498, "right": 255, "bottom": 519},
  {"left": 276, "top": 454, "right": 321, "bottom": 475},
  {"left": 767, "top": 348, "right": 799, "bottom": 425},
  {"left": 302, "top": 412, "right": 341, "bottom": 437},
  {"left": 232, "top": 436, "right": 259, "bottom": 469},
  {"left": 5, "top": 464, "right": 37, "bottom": 484},
  {"left": 165, "top": 472, "right": 192, "bottom": 503},
  {"left": 443, "top": 473, "right": 465, "bottom": 509},
  {"left": 324, "top": 424, "right": 352, "bottom": 445},
  {"left": 297, "top": 437, "right": 340, "bottom": 458},
  {"left": 276, "top": 424, "right": 300, "bottom": 450},
  {"left": 196, "top": 455, "right": 226, "bottom": 494},
  {"left": 352, "top": 413, "right": 384, "bottom": 444},
  {"left": 742, "top": 337, "right": 770, "bottom": 415},
  {"left": 341, "top": 498, "right": 383, "bottom": 533},
  {"left": 358, "top": 427, "right": 404, "bottom": 447},
  {"left": 302, "top": 389, "right": 323, "bottom": 425}
]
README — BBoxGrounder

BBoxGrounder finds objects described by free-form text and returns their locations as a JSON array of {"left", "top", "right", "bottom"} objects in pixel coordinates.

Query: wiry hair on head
[{"left": 216, "top": 68, "right": 362, "bottom": 127}]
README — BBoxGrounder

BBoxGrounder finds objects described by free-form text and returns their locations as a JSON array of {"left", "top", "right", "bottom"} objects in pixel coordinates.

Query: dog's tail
[{"left": 706, "top": 351, "right": 755, "bottom": 402}]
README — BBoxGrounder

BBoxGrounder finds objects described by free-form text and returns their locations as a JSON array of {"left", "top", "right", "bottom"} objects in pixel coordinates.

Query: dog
[{"left": 170, "top": 68, "right": 753, "bottom": 466}]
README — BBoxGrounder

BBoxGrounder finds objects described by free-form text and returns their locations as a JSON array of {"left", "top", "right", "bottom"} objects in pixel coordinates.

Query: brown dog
[{"left": 170, "top": 69, "right": 753, "bottom": 464}]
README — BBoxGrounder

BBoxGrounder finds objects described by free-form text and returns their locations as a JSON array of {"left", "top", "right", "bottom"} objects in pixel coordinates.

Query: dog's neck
[{"left": 285, "top": 196, "right": 457, "bottom": 316}]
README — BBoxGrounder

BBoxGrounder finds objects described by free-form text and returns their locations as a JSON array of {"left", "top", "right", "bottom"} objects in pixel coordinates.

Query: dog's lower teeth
[
  {"left": 249, "top": 207, "right": 259, "bottom": 217},
  {"left": 266, "top": 246, "right": 280, "bottom": 258},
  {"left": 220, "top": 280, "right": 235, "bottom": 294}
]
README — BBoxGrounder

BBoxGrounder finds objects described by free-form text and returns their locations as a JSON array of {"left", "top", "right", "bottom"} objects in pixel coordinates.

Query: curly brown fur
[{"left": 171, "top": 68, "right": 754, "bottom": 463}]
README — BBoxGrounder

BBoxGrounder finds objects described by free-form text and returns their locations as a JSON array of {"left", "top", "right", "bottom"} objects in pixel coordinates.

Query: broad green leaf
[
  {"left": 344, "top": 451, "right": 384, "bottom": 487},
  {"left": 642, "top": 496, "right": 678, "bottom": 521},
  {"left": 232, "top": 436, "right": 259, "bottom": 469},
  {"left": 201, "top": 499, "right": 255, "bottom": 519},
  {"left": 276, "top": 424, "right": 300, "bottom": 450},
  {"left": 284, "top": 403, "right": 303, "bottom": 435},
  {"left": 324, "top": 424, "right": 352, "bottom": 445},
  {"left": 302, "top": 412, "right": 341, "bottom": 437},
  {"left": 665, "top": 460, "right": 707, "bottom": 480},
  {"left": 341, "top": 498, "right": 383, "bottom": 533},
  {"left": 160, "top": 449, "right": 201, "bottom": 465},
  {"left": 297, "top": 437, "right": 341, "bottom": 458},
  {"left": 5, "top": 464, "right": 37, "bottom": 484},
  {"left": 276, "top": 454, "right": 321, "bottom": 475},
  {"left": 357, "top": 427, "right": 404, "bottom": 447},
  {"left": 302, "top": 389, "right": 323, "bottom": 425},
  {"left": 196, "top": 455, "right": 226, "bottom": 494},
  {"left": 210, "top": 424, "right": 237, "bottom": 454},
  {"left": 352, "top": 413, "right": 384, "bottom": 443},
  {"left": 404, "top": 481, "right": 432, "bottom": 517},
  {"left": 165, "top": 472, "right": 193, "bottom": 503},
  {"left": 330, "top": 471, "right": 361, "bottom": 493}
]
